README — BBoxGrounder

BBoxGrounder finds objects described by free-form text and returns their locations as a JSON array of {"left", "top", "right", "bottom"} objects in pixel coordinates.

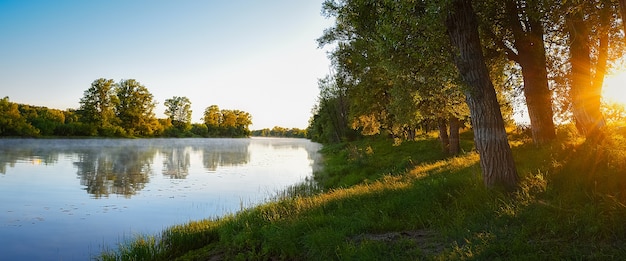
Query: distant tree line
[
  {"left": 251, "top": 126, "right": 307, "bottom": 138},
  {"left": 0, "top": 78, "right": 252, "bottom": 138}
]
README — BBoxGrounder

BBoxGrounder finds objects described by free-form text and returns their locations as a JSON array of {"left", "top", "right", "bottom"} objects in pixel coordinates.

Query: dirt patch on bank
[{"left": 350, "top": 229, "right": 445, "bottom": 255}]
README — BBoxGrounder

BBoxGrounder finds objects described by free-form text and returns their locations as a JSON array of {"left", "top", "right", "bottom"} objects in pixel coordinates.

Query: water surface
[{"left": 0, "top": 138, "right": 321, "bottom": 260}]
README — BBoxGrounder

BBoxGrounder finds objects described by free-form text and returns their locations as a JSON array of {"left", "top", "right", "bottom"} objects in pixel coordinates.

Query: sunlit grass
[
  {"left": 99, "top": 235, "right": 161, "bottom": 261},
  {"left": 97, "top": 123, "right": 626, "bottom": 260}
]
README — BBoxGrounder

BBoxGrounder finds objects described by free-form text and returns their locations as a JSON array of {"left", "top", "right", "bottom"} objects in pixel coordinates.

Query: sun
[{"left": 603, "top": 68, "right": 626, "bottom": 106}]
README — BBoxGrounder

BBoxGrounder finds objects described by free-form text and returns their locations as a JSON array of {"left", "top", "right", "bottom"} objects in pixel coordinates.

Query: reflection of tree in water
[
  {"left": 158, "top": 139, "right": 251, "bottom": 176},
  {"left": 0, "top": 140, "right": 61, "bottom": 174},
  {"left": 0, "top": 138, "right": 321, "bottom": 198},
  {"left": 0, "top": 139, "right": 157, "bottom": 198},
  {"left": 74, "top": 146, "right": 156, "bottom": 198},
  {"left": 202, "top": 139, "right": 250, "bottom": 172},
  {"left": 161, "top": 147, "right": 191, "bottom": 179}
]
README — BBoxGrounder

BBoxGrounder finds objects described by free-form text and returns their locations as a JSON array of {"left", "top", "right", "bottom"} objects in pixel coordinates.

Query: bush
[
  {"left": 98, "top": 125, "right": 127, "bottom": 137},
  {"left": 54, "top": 122, "right": 97, "bottom": 136},
  {"left": 190, "top": 124, "right": 209, "bottom": 137}
]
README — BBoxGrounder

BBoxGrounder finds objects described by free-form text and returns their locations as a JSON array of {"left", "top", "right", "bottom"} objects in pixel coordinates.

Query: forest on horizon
[{"left": 0, "top": 78, "right": 254, "bottom": 138}]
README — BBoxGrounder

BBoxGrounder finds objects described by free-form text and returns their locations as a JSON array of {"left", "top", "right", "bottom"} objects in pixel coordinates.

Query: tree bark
[
  {"left": 505, "top": 0, "right": 556, "bottom": 145},
  {"left": 446, "top": 0, "right": 519, "bottom": 190},
  {"left": 566, "top": 5, "right": 606, "bottom": 138},
  {"left": 437, "top": 117, "right": 450, "bottom": 155},
  {"left": 449, "top": 116, "right": 461, "bottom": 155},
  {"left": 406, "top": 126, "right": 416, "bottom": 141}
]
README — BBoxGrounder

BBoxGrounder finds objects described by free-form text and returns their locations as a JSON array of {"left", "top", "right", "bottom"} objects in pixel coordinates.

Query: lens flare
[{"left": 603, "top": 67, "right": 626, "bottom": 106}]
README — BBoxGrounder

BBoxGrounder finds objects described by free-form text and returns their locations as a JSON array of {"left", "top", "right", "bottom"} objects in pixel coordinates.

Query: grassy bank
[{"left": 97, "top": 125, "right": 626, "bottom": 260}]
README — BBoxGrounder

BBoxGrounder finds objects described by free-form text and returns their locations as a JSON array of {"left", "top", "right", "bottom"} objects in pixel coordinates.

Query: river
[{"left": 0, "top": 137, "right": 322, "bottom": 260}]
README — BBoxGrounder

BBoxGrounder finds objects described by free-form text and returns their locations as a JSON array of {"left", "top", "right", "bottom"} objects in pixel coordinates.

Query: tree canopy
[
  {"left": 202, "top": 105, "right": 253, "bottom": 138},
  {"left": 79, "top": 78, "right": 118, "bottom": 127},
  {"left": 164, "top": 96, "right": 193, "bottom": 131}
]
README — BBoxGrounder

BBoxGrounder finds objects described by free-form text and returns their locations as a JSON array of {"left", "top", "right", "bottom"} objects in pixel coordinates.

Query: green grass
[{"left": 96, "top": 124, "right": 626, "bottom": 260}]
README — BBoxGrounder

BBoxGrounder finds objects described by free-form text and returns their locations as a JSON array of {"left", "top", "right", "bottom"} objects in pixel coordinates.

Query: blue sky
[{"left": 0, "top": 1, "right": 335, "bottom": 129}]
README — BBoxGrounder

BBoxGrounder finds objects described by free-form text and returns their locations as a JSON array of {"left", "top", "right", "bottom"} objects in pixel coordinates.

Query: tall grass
[{"left": 96, "top": 124, "right": 626, "bottom": 260}]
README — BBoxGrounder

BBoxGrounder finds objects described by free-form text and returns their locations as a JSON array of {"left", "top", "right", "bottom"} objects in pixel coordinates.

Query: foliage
[
  {"left": 0, "top": 97, "right": 39, "bottom": 136},
  {"left": 203, "top": 105, "right": 221, "bottom": 136},
  {"left": 18, "top": 103, "right": 66, "bottom": 136},
  {"left": 190, "top": 123, "right": 209, "bottom": 137},
  {"left": 313, "top": 0, "right": 524, "bottom": 188},
  {"left": 115, "top": 79, "right": 160, "bottom": 137},
  {"left": 314, "top": 0, "right": 474, "bottom": 142},
  {"left": 53, "top": 122, "right": 97, "bottom": 136},
  {"left": 78, "top": 78, "right": 119, "bottom": 130},
  {"left": 602, "top": 101, "right": 626, "bottom": 124},
  {"left": 164, "top": 96, "right": 192, "bottom": 131},
  {"left": 307, "top": 74, "right": 357, "bottom": 143},
  {"left": 1, "top": 80, "right": 253, "bottom": 138},
  {"left": 475, "top": 0, "right": 558, "bottom": 145},
  {"left": 202, "top": 105, "right": 252, "bottom": 138},
  {"left": 251, "top": 126, "right": 308, "bottom": 138}
]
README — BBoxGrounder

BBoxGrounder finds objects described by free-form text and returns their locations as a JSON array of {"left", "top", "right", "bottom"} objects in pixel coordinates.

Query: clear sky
[{"left": 0, "top": 0, "right": 335, "bottom": 129}]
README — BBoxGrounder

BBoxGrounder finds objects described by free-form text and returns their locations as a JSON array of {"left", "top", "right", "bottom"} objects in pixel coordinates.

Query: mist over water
[{"left": 0, "top": 138, "right": 322, "bottom": 260}]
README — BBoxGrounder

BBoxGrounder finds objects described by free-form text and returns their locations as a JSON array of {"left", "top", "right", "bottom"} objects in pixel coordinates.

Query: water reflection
[
  {"left": 161, "top": 146, "right": 191, "bottom": 179},
  {"left": 0, "top": 139, "right": 61, "bottom": 173},
  {"left": 0, "top": 138, "right": 253, "bottom": 198},
  {"left": 159, "top": 138, "right": 251, "bottom": 177},
  {"left": 74, "top": 146, "right": 156, "bottom": 198},
  {"left": 201, "top": 139, "right": 250, "bottom": 171}
]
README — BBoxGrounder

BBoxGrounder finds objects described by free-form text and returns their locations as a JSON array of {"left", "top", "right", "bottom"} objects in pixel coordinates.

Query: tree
[
  {"left": 446, "top": 0, "right": 519, "bottom": 189},
  {"left": 202, "top": 105, "right": 252, "bottom": 137},
  {"left": 164, "top": 96, "right": 192, "bottom": 131},
  {"left": 78, "top": 78, "right": 119, "bottom": 129},
  {"left": 308, "top": 74, "right": 354, "bottom": 143},
  {"left": 234, "top": 110, "right": 253, "bottom": 137},
  {"left": 203, "top": 105, "right": 222, "bottom": 137},
  {"left": 478, "top": 0, "right": 557, "bottom": 145},
  {"left": 563, "top": 0, "right": 613, "bottom": 137},
  {"left": 317, "top": 0, "right": 470, "bottom": 148},
  {"left": 19, "top": 104, "right": 65, "bottom": 136},
  {"left": 115, "top": 79, "right": 160, "bottom": 136},
  {"left": 0, "top": 97, "right": 39, "bottom": 136},
  {"left": 530, "top": 0, "right": 625, "bottom": 138},
  {"left": 253, "top": 126, "right": 308, "bottom": 138},
  {"left": 221, "top": 109, "right": 238, "bottom": 136},
  {"left": 316, "top": 0, "right": 520, "bottom": 188}
]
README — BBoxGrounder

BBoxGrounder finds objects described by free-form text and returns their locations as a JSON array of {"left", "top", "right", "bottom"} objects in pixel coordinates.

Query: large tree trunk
[
  {"left": 446, "top": 0, "right": 519, "bottom": 190},
  {"left": 567, "top": 5, "right": 607, "bottom": 138},
  {"left": 449, "top": 116, "right": 461, "bottom": 156},
  {"left": 437, "top": 117, "right": 450, "bottom": 155},
  {"left": 505, "top": 0, "right": 556, "bottom": 145},
  {"left": 521, "top": 59, "right": 556, "bottom": 144}
]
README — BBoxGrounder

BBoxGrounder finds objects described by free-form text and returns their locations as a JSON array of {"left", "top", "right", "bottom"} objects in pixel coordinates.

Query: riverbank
[{"left": 97, "top": 124, "right": 626, "bottom": 260}]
